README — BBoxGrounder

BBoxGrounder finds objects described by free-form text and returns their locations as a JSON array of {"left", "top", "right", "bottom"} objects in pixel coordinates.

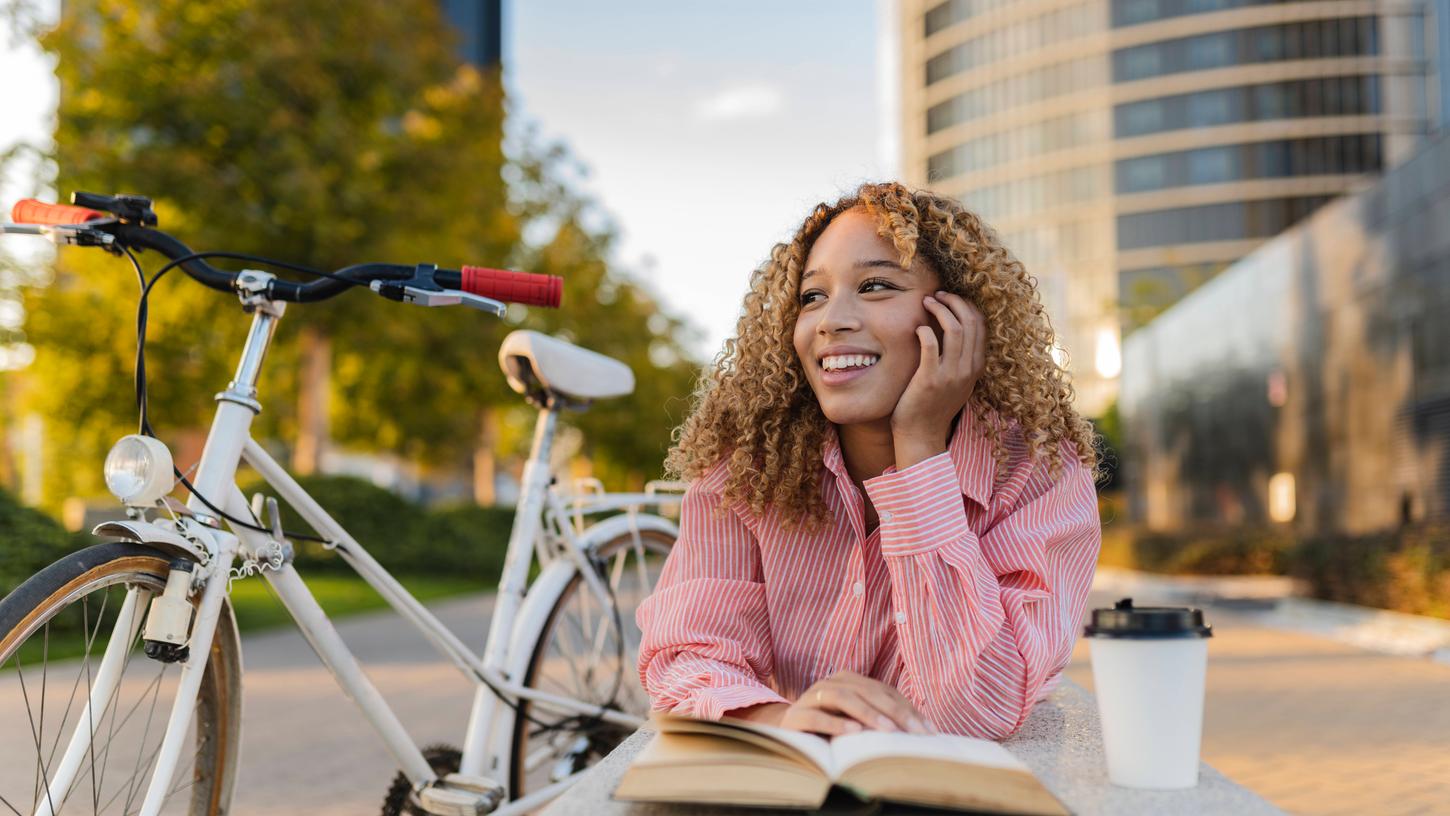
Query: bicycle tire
[
  {"left": 0, "top": 541, "right": 242, "bottom": 815},
  {"left": 508, "top": 528, "right": 674, "bottom": 800}
]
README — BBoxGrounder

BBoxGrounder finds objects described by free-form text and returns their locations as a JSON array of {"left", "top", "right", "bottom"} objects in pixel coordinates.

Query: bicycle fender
[
  {"left": 92, "top": 519, "right": 210, "bottom": 565},
  {"left": 504, "top": 560, "right": 576, "bottom": 678},
  {"left": 574, "top": 512, "right": 679, "bottom": 554},
  {"left": 480, "top": 559, "right": 576, "bottom": 769},
  {"left": 501, "top": 513, "right": 677, "bottom": 669}
]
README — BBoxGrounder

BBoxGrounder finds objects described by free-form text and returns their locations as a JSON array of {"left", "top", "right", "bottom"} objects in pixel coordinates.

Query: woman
[{"left": 636, "top": 182, "right": 1103, "bottom": 740}]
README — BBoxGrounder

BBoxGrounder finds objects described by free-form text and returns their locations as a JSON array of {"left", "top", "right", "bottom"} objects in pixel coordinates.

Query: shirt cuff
[
  {"left": 685, "top": 685, "right": 792, "bottom": 721},
  {"left": 862, "top": 452, "right": 969, "bottom": 557}
]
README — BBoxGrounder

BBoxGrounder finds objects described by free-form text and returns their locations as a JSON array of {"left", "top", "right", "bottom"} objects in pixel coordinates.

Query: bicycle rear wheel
[
  {"left": 0, "top": 542, "right": 242, "bottom": 815},
  {"left": 509, "top": 528, "right": 673, "bottom": 799}
]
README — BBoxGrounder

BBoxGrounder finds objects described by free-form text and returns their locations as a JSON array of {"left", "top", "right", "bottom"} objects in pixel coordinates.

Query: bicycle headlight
[{"left": 103, "top": 435, "right": 175, "bottom": 505}]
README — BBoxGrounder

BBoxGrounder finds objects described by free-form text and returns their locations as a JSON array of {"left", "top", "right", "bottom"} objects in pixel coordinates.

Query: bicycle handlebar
[
  {"left": 9, "top": 197, "right": 562, "bottom": 308},
  {"left": 12, "top": 199, "right": 109, "bottom": 225}
]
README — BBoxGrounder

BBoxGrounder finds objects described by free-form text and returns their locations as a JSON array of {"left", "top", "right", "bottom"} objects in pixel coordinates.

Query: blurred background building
[
  {"left": 897, "top": 0, "right": 1446, "bottom": 418},
  {"left": 1121, "top": 128, "right": 1450, "bottom": 534},
  {"left": 441, "top": 0, "right": 503, "bottom": 67}
]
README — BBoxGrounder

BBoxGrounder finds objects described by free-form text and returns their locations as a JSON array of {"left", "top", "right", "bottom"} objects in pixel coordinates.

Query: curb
[{"left": 1091, "top": 566, "right": 1450, "bottom": 665}]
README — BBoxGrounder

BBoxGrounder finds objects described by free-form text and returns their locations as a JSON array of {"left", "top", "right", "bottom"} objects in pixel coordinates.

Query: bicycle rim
[
  {"left": 0, "top": 542, "right": 241, "bottom": 815},
  {"left": 509, "top": 529, "right": 673, "bottom": 799}
]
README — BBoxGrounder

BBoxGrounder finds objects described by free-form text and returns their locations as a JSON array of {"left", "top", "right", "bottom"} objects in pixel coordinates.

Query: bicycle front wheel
[
  {"left": 509, "top": 527, "right": 673, "bottom": 799},
  {"left": 0, "top": 542, "right": 242, "bottom": 815}
]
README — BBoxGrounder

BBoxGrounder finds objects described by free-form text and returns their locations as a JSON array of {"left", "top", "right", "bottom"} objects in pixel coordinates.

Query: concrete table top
[{"left": 538, "top": 679, "right": 1283, "bottom": 816}]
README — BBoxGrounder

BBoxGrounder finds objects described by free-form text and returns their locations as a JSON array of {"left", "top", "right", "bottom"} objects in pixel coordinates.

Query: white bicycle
[{"left": 0, "top": 193, "right": 682, "bottom": 815}]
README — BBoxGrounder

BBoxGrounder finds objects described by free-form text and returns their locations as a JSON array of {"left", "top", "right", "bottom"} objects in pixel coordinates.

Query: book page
[
  {"left": 830, "top": 730, "right": 1029, "bottom": 777},
  {"left": 657, "top": 714, "right": 835, "bottom": 773}
]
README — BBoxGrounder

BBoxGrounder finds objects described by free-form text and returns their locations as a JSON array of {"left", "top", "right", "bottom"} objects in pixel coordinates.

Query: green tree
[{"left": 5, "top": 0, "right": 702, "bottom": 509}]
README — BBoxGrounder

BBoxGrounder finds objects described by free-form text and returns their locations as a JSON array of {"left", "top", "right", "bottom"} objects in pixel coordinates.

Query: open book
[{"left": 613, "top": 712, "right": 1069, "bottom": 814}]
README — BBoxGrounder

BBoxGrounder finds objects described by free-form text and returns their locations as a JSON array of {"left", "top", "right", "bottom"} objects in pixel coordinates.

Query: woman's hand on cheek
[{"left": 890, "top": 291, "right": 987, "bottom": 469}]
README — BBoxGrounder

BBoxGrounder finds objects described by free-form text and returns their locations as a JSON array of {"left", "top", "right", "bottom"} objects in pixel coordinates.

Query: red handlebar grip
[
  {"left": 11, "top": 199, "right": 107, "bottom": 225},
  {"left": 461, "top": 266, "right": 562, "bottom": 308}
]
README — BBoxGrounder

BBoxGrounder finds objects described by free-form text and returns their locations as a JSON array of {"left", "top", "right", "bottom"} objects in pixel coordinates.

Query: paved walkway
[
  {"left": 226, "top": 586, "right": 1449, "bottom": 815},
  {"left": 228, "top": 592, "right": 491, "bottom": 815},
  {"left": 5, "top": 582, "right": 1445, "bottom": 814},
  {"left": 1067, "top": 590, "right": 1450, "bottom": 816}
]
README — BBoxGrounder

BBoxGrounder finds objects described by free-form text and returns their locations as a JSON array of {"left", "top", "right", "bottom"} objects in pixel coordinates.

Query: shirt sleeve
[
  {"left": 635, "top": 477, "right": 791, "bottom": 720},
  {"left": 862, "top": 448, "right": 1100, "bottom": 740}
]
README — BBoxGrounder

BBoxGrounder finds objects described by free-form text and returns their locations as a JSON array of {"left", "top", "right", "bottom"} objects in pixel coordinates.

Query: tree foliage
[{"left": 4, "top": 0, "right": 701, "bottom": 507}]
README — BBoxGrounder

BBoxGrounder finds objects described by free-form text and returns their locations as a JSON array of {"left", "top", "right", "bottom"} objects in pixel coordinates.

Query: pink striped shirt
[{"left": 635, "top": 411, "right": 1101, "bottom": 740}]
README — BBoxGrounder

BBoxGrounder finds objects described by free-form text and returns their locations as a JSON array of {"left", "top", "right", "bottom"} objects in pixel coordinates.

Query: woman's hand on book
[{"left": 784, "top": 671, "right": 936, "bottom": 736}]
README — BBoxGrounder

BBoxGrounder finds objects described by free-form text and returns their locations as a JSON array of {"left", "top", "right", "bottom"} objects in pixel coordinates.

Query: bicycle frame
[{"left": 39, "top": 283, "right": 678, "bottom": 816}]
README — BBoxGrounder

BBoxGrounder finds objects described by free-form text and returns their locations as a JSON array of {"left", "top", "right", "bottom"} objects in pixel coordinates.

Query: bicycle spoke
[
  {"left": 1, "top": 551, "right": 235, "bottom": 815},
  {"left": 118, "top": 664, "right": 168, "bottom": 816},
  {"left": 42, "top": 636, "right": 93, "bottom": 800},
  {"left": 114, "top": 694, "right": 173, "bottom": 816},
  {"left": 14, "top": 651, "right": 61, "bottom": 816},
  {"left": 84, "top": 594, "right": 104, "bottom": 812},
  {"left": 92, "top": 613, "right": 147, "bottom": 808},
  {"left": 522, "top": 743, "right": 554, "bottom": 773},
  {"left": 35, "top": 623, "right": 48, "bottom": 812},
  {"left": 514, "top": 534, "right": 674, "bottom": 799},
  {"left": 89, "top": 663, "right": 165, "bottom": 796}
]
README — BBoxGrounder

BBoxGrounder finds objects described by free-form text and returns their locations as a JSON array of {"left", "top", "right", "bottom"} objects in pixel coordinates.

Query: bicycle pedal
[{"left": 418, "top": 774, "right": 505, "bottom": 816}]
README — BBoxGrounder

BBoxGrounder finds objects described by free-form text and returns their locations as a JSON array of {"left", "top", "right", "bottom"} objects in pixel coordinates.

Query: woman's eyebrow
[{"left": 802, "top": 259, "right": 908, "bottom": 281}]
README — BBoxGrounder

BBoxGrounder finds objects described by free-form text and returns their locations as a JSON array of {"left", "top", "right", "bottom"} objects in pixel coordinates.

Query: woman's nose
[{"left": 818, "top": 293, "right": 861, "bottom": 334}]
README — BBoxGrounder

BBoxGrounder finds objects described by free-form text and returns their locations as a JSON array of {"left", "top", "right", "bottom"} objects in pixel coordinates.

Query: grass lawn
[{"left": 226, "top": 571, "right": 493, "bottom": 632}]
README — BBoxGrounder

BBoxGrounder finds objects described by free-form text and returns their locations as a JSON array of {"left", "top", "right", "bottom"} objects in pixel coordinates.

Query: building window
[
  {"left": 1118, "top": 156, "right": 1169, "bottom": 192},
  {"left": 1117, "top": 196, "right": 1334, "bottom": 249},
  {"left": 1112, "top": 0, "right": 1325, "bottom": 29},
  {"left": 1112, "top": 18, "right": 1380, "bottom": 82},
  {"left": 1186, "top": 89, "right": 1234, "bottom": 126},
  {"left": 1113, "top": 75, "right": 1381, "bottom": 137},
  {"left": 1186, "top": 146, "right": 1236, "bottom": 184},
  {"left": 1113, "top": 135, "right": 1381, "bottom": 194},
  {"left": 1185, "top": 31, "right": 1233, "bottom": 70}
]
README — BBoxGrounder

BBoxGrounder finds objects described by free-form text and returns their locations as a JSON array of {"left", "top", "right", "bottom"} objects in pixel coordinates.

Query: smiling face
[{"left": 792, "top": 207, "right": 942, "bottom": 428}]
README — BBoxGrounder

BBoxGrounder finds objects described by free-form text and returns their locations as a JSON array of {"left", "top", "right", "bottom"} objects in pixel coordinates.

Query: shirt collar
[{"left": 820, "top": 409, "right": 997, "bottom": 512}]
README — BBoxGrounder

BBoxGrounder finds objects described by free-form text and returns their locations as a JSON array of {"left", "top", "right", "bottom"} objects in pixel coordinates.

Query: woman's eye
[
  {"left": 861, "top": 278, "right": 896, "bottom": 293},
  {"left": 799, "top": 291, "right": 822, "bottom": 306}
]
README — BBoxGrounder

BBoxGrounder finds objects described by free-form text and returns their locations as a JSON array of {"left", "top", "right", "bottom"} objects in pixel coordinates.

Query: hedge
[
  {"left": 237, "top": 475, "right": 514, "bottom": 580},
  {"left": 0, "top": 488, "right": 82, "bottom": 597},
  {"left": 1098, "top": 515, "right": 1450, "bottom": 620},
  {"left": 0, "top": 477, "right": 515, "bottom": 598}
]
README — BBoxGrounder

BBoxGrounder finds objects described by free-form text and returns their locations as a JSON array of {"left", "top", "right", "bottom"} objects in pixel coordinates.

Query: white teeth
[{"left": 821, "top": 354, "right": 880, "bottom": 371}]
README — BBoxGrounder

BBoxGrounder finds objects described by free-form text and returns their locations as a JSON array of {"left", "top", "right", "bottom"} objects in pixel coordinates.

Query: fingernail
[
  {"left": 907, "top": 717, "right": 927, "bottom": 734},
  {"left": 924, "top": 295, "right": 936, "bottom": 304},
  {"left": 925, "top": 719, "right": 939, "bottom": 733},
  {"left": 936, "top": 290, "right": 947, "bottom": 297},
  {"left": 845, "top": 721, "right": 862, "bottom": 733},
  {"left": 877, "top": 715, "right": 897, "bottom": 732}
]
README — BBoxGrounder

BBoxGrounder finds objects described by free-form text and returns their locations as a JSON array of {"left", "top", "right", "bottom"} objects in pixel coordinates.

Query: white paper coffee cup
[{"left": 1084, "top": 598, "right": 1212, "bottom": 789}]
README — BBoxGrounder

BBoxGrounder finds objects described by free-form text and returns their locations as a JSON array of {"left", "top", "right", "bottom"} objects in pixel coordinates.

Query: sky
[
  {"left": 509, "top": 2, "right": 898, "bottom": 356},
  {"left": 0, "top": 1, "right": 898, "bottom": 359}
]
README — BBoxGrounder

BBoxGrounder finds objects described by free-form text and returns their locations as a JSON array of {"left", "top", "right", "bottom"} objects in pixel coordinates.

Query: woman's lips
[{"left": 819, "top": 361, "right": 877, "bottom": 387}]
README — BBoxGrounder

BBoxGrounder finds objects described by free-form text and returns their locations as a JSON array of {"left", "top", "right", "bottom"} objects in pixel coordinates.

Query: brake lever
[
  {"left": 0, "top": 222, "right": 117, "bottom": 249},
  {"left": 369, "top": 280, "right": 507, "bottom": 316}
]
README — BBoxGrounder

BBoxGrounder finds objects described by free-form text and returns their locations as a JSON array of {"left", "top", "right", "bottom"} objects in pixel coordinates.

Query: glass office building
[
  {"left": 1119, "top": 130, "right": 1450, "bottom": 534},
  {"left": 898, "top": 0, "right": 1439, "bottom": 416}
]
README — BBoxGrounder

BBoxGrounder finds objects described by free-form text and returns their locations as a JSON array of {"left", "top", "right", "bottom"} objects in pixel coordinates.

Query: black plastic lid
[{"left": 1082, "top": 598, "right": 1213, "bottom": 639}]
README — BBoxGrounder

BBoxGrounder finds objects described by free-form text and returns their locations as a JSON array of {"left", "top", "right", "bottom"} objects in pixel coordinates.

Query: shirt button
[
  {"left": 894, "top": 611, "right": 907, "bottom": 624},
  {"left": 880, "top": 510, "right": 893, "bottom": 523},
  {"left": 852, "top": 581, "right": 864, "bottom": 597}
]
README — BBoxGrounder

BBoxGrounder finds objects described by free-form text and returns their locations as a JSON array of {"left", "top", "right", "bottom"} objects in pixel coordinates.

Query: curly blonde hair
[{"left": 665, "top": 182, "right": 1101, "bottom": 530}]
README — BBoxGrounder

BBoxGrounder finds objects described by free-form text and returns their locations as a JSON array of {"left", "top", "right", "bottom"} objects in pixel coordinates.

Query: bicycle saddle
[{"left": 498, "top": 330, "right": 635, "bottom": 407}]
